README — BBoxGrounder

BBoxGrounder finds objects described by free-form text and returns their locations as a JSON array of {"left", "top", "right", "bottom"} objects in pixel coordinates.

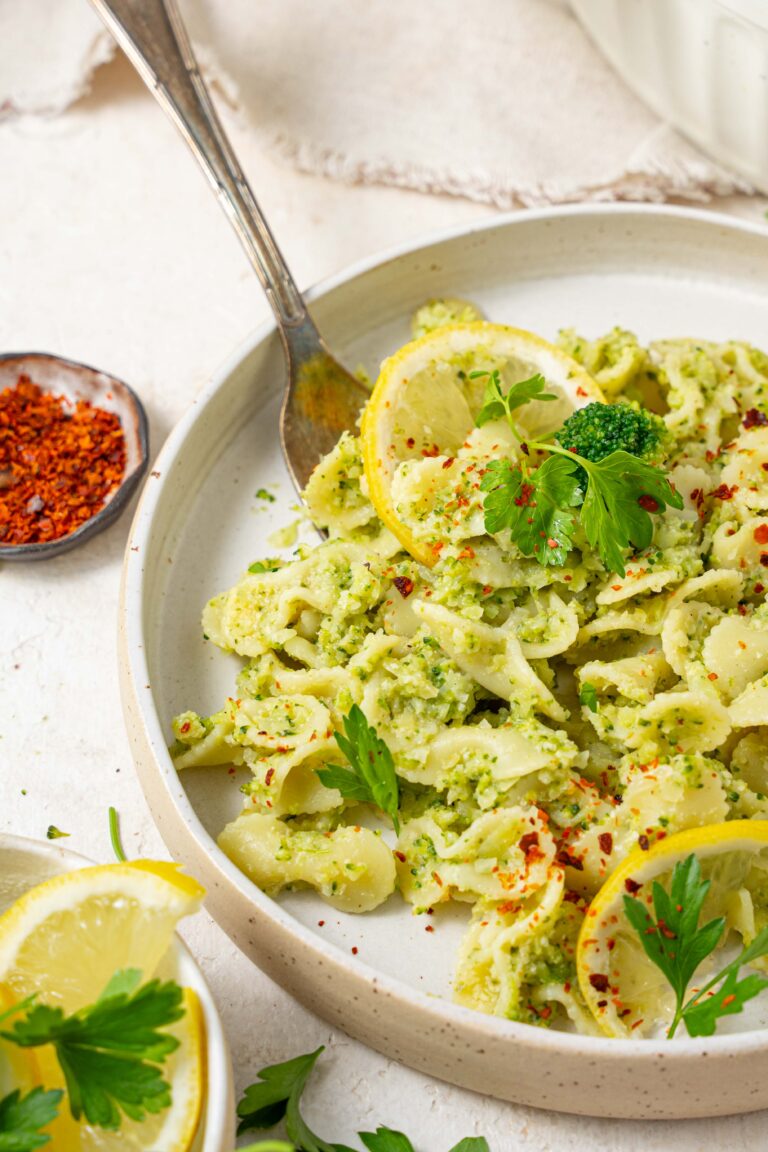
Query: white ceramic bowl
[
  {"left": 120, "top": 204, "right": 768, "bottom": 1119},
  {"left": 0, "top": 835, "right": 235, "bottom": 1152},
  {"left": 572, "top": 0, "right": 768, "bottom": 193}
]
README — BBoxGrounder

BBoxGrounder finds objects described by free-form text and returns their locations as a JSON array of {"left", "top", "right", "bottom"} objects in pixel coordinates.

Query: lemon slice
[
  {"left": 0, "top": 861, "right": 203, "bottom": 1011},
  {"left": 360, "top": 322, "right": 603, "bottom": 565},
  {"left": 35, "top": 987, "right": 204, "bottom": 1152},
  {"left": 0, "top": 862, "right": 206, "bottom": 1151},
  {"left": 577, "top": 821, "right": 768, "bottom": 1038}
]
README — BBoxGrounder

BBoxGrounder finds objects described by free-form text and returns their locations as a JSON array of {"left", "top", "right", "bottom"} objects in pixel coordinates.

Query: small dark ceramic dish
[{"left": 0, "top": 353, "right": 149, "bottom": 561}]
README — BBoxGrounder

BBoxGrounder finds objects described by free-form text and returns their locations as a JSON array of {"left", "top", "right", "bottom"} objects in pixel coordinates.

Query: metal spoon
[{"left": 89, "top": 0, "right": 369, "bottom": 494}]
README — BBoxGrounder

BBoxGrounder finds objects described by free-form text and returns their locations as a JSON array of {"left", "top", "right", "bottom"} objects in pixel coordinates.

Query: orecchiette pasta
[{"left": 173, "top": 325, "right": 768, "bottom": 1033}]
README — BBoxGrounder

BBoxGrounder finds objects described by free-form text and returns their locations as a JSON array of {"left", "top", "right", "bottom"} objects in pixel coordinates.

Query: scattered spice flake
[
  {"left": 638, "top": 834, "right": 650, "bottom": 851},
  {"left": 394, "top": 850, "right": 407, "bottom": 863},
  {"left": 421, "top": 443, "right": 440, "bottom": 458},
  {"left": 317, "top": 920, "right": 325, "bottom": 927},
  {"left": 441, "top": 457, "right": 455, "bottom": 470},
  {"left": 743, "top": 408, "right": 768, "bottom": 429},
  {"left": 351, "top": 946, "right": 359, "bottom": 955},
  {"left": 0, "top": 375, "right": 126, "bottom": 545},
  {"left": 761, "top": 554, "right": 768, "bottom": 568},
  {"left": 589, "top": 973, "right": 610, "bottom": 992},
  {"left": 624, "top": 877, "right": 642, "bottom": 895},
  {"left": 406, "top": 437, "right": 416, "bottom": 449},
  {"left": 708, "top": 671, "right": 719, "bottom": 681},
  {"left": 425, "top": 924, "right": 435, "bottom": 933},
  {"left": 637, "top": 494, "right": 659, "bottom": 513},
  {"left": 556, "top": 848, "right": 584, "bottom": 871},
  {"left": 598, "top": 832, "right": 613, "bottom": 855},
  {"left": 755, "top": 583, "right": 765, "bottom": 595},
  {"left": 712, "top": 483, "right": 738, "bottom": 501},
  {"left": 393, "top": 575, "right": 414, "bottom": 598}
]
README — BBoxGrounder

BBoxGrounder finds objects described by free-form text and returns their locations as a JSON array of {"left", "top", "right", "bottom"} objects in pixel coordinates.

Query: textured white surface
[{"left": 1, "top": 51, "right": 768, "bottom": 1149}]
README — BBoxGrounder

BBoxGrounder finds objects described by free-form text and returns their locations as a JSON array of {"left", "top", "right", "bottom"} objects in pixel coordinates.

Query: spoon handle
[{"left": 90, "top": 0, "right": 309, "bottom": 331}]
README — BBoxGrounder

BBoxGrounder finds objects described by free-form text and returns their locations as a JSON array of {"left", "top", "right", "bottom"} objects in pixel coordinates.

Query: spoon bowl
[{"left": 0, "top": 352, "right": 149, "bottom": 562}]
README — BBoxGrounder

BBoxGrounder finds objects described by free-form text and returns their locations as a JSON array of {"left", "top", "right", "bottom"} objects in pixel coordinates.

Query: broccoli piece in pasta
[{"left": 556, "top": 401, "right": 664, "bottom": 466}]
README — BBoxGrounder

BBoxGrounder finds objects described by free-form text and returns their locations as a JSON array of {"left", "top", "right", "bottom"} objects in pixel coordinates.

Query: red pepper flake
[
  {"left": 317, "top": 920, "right": 325, "bottom": 927},
  {"left": 598, "top": 832, "right": 613, "bottom": 855},
  {"left": 264, "top": 767, "right": 275, "bottom": 787},
  {"left": 432, "top": 871, "right": 443, "bottom": 887},
  {"left": 406, "top": 437, "right": 416, "bottom": 449},
  {"left": 556, "top": 848, "right": 584, "bottom": 871},
  {"left": 179, "top": 721, "right": 191, "bottom": 735},
  {"left": 519, "top": 832, "right": 540, "bottom": 856},
  {"left": 611, "top": 584, "right": 622, "bottom": 591},
  {"left": 547, "top": 537, "right": 559, "bottom": 549},
  {"left": 658, "top": 920, "right": 676, "bottom": 940},
  {"left": 457, "top": 546, "right": 475, "bottom": 559},
  {"left": 707, "top": 671, "right": 719, "bottom": 681},
  {"left": 755, "top": 583, "right": 765, "bottom": 594},
  {"left": 624, "top": 877, "right": 642, "bottom": 895},
  {"left": 537, "top": 1005, "right": 552, "bottom": 1020},
  {"left": 743, "top": 408, "right": 768, "bottom": 429},
  {"left": 721, "top": 993, "right": 737, "bottom": 1008},
  {"left": 0, "top": 375, "right": 126, "bottom": 545},
  {"left": 421, "top": 443, "right": 440, "bottom": 458},
  {"left": 712, "top": 483, "right": 738, "bottom": 501},
  {"left": 513, "top": 482, "right": 536, "bottom": 508},
  {"left": 576, "top": 386, "right": 588, "bottom": 398},
  {"left": 589, "top": 973, "right": 610, "bottom": 992},
  {"left": 431, "top": 541, "right": 444, "bottom": 554},
  {"left": 441, "top": 457, "right": 455, "bottom": 469},
  {"left": 637, "top": 494, "right": 659, "bottom": 513},
  {"left": 761, "top": 554, "right": 768, "bottom": 569},
  {"left": 425, "top": 924, "right": 435, "bottom": 933},
  {"left": 351, "top": 946, "right": 359, "bottom": 955},
  {"left": 393, "top": 575, "right": 414, "bottom": 598},
  {"left": 638, "top": 834, "right": 650, "bottom": 851},
  {"left": 394, "top": 850, "right": 407, "bottom": 863},
  {"left": 481, "top": 584, "right": 493, "bottom": 596}
]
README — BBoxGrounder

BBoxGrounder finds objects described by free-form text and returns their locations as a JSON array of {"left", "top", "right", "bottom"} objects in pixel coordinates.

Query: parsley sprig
[
  {"left": 317, "top": 706, "right": 400, "bottom": 833},
  {"left": 0, "top": 1087, "right": 62, "bottom": 1151},
  {"left": 0, "top": 969, "right": 184, "bottom": 1131},
  {"left": 624, "top": 853, "right": 768, "bottom": 1038},
  {"left": 476, "top": 370, "right": 682, "bottom": 576},
  {"left": 237, "top": 1046, "right": 489, "bottom": 1152}
]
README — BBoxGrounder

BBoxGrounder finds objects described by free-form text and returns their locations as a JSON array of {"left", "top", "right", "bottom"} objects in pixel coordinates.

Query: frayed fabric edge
[
  {"left": 264, "top": 131, "right": 754, "bottom": 210},
  {"left": 0, "top": 32, "right": 115, "bottom": 120}
]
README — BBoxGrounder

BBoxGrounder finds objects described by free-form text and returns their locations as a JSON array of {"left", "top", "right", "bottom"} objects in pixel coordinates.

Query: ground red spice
[{"left": 0, "top": 375, "right": 126, "bottom": 545}]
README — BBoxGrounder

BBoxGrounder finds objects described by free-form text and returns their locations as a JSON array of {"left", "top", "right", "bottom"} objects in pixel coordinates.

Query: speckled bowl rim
[
  {"left": 121, "top": 204, "right": 768, "bottom": 1071},
  {"left": 0, "top": 833, "right": 235, "bottom": 1150}
]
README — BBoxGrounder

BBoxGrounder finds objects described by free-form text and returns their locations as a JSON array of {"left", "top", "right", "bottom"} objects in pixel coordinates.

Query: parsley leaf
[
  {"left": 473, "top": 371, "right": 556, "bottom": 428},
  {"left": 480, "top": 455, "right": 582, "bottom": 566},
  {"left": 0, "top": 1088, "right": 62, "bottom": 1152},
  {"left": 317, "top": 706, "right": 400, "bottom": 833},
  {"left": 359, "top": 1129, "right": 415, "bottom": 1152},
  {"left": 1, "top": 970, "right": 184, "bottom": 1130},
  {"left": 238, "top": 1048, "right": 491, "bottom": 1152},
  {"left": 579, "top": 683, "right": 598, "bottom": 713},
  {"left": 578, "top": 451, "right": 683, "bottom": 576},
  {"left": 682, "top": 967, "right": 768, "bottom": 1038},
  {"left": 624, "top": 854, "right": 768, "bottom": 1038}
]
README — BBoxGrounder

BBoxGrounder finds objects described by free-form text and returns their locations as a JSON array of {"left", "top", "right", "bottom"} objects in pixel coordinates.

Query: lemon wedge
[
  {"left": 360, "top": 322, "right": 603, "bottom": 566},
  {"left": 0, "top": 862, "right": 206, "bottom": 1151},
  {"left": 577, "top": 821, "right": 768, "bottom": 1038}
]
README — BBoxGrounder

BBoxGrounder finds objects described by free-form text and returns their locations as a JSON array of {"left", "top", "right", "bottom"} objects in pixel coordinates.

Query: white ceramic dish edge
[{"left": 120, "top": 203, "right": 768, "bottom": 1120}]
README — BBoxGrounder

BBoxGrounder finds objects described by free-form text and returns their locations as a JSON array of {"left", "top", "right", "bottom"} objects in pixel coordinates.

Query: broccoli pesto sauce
[{"left": 172, "top": 313, "right": 768, "bottom": 1035}]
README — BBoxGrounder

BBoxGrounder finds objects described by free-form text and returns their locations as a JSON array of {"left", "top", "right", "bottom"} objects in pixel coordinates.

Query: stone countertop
[{"left": 2, "top": 52, "right": 767, "bottom": 1151}]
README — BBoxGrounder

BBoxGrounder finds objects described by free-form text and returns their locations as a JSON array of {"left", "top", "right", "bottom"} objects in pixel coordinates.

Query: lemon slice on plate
[
  {"left": 577, "top": 821, "right": 768, "bottom": 1038},
  {"left": 360, "top": 322, "right": 603, "bottom": 565},
  {"left": 0, "top": 861, "right": 205, "bottom": 1151}
]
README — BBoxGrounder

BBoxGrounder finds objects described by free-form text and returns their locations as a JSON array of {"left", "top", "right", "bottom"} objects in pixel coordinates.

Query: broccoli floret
[{"left": 556, "top": 401, "right": 664, "bottom": 464}]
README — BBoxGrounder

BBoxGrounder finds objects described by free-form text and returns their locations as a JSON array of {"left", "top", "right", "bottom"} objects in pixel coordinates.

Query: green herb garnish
[
  {"left": 0, "top": 1087, "right": 62, "bottom": 1151},
  {"left": 579, "top": 683, "right": 599, "bottom": 713},
  {"left": 317, "top": 706, "right": 400, "bottom": 833},
  {"left": 108, "top": 806, "right": 127, "bottom": 862},
  {"left": 237, "top": 1047, "right": 489, "bottom": 1152},
  {"left": 1, "top": 970, "right": 184, "bottom": 1130},
  {"left": 475, "top": 373, "right": 682, "bottom": 576},
  {"left": 45, "top": 827, "right": 68, "bottom": 841},
  {"left": 255, "top": 489, "right": 276, "bottom": 503},
  {"left": 624, "top": 853, "right": 768, "bottom": 1037}
]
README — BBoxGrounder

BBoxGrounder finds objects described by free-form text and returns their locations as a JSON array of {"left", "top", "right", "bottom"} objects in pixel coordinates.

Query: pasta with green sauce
[{"left": 172, "top": 308, "right": 768, "bottom": 1034}]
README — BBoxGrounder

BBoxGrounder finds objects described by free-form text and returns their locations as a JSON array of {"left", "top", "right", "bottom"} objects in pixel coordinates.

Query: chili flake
[{"left": 0, "top": 375, "right": 126, "bottom": 545}]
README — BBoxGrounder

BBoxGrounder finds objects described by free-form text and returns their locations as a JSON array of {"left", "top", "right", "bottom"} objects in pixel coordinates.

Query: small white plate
[
  {"left": 120, "top": 204, "right": 768, "bottom": 1119},
  {"left": 0, "top": 835, "right": 235, "bottom": 1151}
]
